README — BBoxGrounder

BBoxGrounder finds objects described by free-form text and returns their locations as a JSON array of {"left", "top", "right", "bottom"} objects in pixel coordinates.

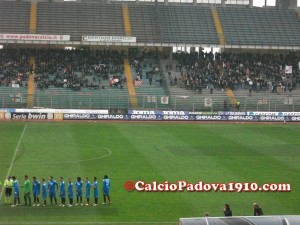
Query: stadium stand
[
  {"left": 37, "top": 2, "right": 125, "bottom": 41},
  {"left": 161, "top": 50, "right": 300, "bottom": 111},
  {"left": 157, "top": 5, "right": 219, "bottom": 44},
  {"left": 0, "top": 1, "right": 30, "bottom": 34},
  {"left": 217, "top": 7, "right": 300, "bottom": 46},
  {"left": 128, "top": 4, "right": 161, "bottom": 43}
]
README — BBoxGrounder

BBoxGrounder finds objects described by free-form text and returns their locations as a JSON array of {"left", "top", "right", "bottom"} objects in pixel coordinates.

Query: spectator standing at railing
[
  {"left": 253, "top": 203, "right": 264, "bottom": 216},
  {"left": 236, "top": 100, "right": 240, "bottom": 111},
  {"left": 224, "top": 203, "right": 232, "bottom": 217},
  {"left": 149, "top": 74, "right": 152, "bottom": 86}
]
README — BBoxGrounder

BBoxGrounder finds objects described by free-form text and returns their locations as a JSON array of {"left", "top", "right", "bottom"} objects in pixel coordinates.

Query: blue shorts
[
  {"left": 60, "top": 192, "right": 66, "bottom": 198},
  {"left": 33, "top": 191, "right": 40, "bottom": 197},
  {"left": 42, "top": 194, "right": 47, "bottom": 199},
  {"left": 49, "top": 191, "right": 56, "bottom": 198},
  {"left": 103, "top": 189, "right": 110, "bottom": 196},
  {"left": 94, "top": 191, "right": 98, "bottom": 198},
  {"left": 76, "top": 190, "right": 82, "bottom": 197},
  {"left": 86, "top": 192, "right": 90, "bottom": 198}
]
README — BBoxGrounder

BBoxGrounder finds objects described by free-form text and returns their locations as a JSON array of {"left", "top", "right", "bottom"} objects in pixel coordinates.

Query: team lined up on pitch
[{"left": 2, "top": 175, "right": 111, "bottom": 207}]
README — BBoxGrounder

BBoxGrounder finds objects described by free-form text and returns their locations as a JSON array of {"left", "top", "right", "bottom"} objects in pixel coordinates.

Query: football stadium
[{"left": 0, "top": 0, "right": 300, "bottom": 224}]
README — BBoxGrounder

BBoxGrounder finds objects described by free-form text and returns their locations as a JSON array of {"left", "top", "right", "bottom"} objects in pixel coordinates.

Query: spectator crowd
[
  {"left": 172, "top": 50, "right": 300, "bottom": 94},
  {"left": 0, "top": 48, "right": 126, "bottom": 91},
  {"left": 1, "top": 48, "right": 300, "bottom": 95}
]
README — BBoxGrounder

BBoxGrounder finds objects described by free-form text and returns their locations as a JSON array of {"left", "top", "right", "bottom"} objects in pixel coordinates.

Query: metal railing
[{"left": 1, "top": 90, "right": 300, "bottom": 112}]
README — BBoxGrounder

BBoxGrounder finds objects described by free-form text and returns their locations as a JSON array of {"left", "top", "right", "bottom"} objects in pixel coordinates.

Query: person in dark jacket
[
  {"left": 224, "top": 203, "right": 232, "bottom": 217},
  {"left": 253, "top": 203, "right": 264, "bottom": 216}
]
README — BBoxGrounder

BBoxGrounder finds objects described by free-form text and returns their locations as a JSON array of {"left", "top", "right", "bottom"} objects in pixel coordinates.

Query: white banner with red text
[{"left": 0, "top": 33, "right": 70, "bottom": 41}]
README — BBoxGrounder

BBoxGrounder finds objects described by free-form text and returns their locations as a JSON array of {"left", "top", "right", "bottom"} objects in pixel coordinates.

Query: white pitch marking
[{"left": 0, "top": 124, "right": 28, "bottom": 202}]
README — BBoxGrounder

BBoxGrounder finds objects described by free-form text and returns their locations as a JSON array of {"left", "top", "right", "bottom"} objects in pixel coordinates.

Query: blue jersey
[
  {"left": 86, "top": 181, "right": 91, "bottom": 197},
  {"left": 75, "top": 180, "right": 83, "bottom": 197},
  {"left": 93, "top": 181, "right": 98, "bottom": 198},
  {"left": 75, "top": 181, "right": 83, "bottom": 192},
  {"left": 42, "top": 182, "right": 47, "bottom": 199},
  {"left": 13, "top": 180, "right": 19, "bottom": 193},
  {"left": 68, "top": 182, "right": 73, "bottom": 198},
  {"left": 60, "top": 181, "right": 66, "bottom": 198},
  {"left": 48, "top": 180, "right": 58, "bottom": 193},
  {"left": 13, "top": 180, "right": 19, "bottom": 197},
  {"left": 102, "top": 178, "right": 110, "bottom": 195},
  {"left": 32, "top": 180, "right": 40, "bottom": 196}
]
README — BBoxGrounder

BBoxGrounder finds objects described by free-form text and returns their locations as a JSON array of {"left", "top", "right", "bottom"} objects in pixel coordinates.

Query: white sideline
[{"left": 0, "top": 124, "right": 28, "bottom": 203}]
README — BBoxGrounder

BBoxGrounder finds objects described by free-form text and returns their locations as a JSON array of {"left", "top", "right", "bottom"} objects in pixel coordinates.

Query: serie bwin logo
[{"left": 13, "top": 113, "right": 46, "bottom": 120}]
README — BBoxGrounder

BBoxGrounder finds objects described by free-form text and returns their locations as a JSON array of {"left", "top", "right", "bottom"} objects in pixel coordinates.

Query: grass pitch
[{"left": 0, "top": 122, "right": 299, "bottom": 224}]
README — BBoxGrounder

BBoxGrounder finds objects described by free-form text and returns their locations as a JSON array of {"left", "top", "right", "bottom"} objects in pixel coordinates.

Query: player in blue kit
[
  {"left": 41, "top": 178, "right": 47, "bottom": 207},
  {"left": 75, "top": 177, "right": 83, "bottom": 206},
  {"left": 48, "top": 176, "right": 58, "bottom": 206},
  {"left": 11, "top": 176, "right": 20, "bottom": 207},
  {"left": 32, "top": 177, "right": 40, "bottom": 206},
  {"left": 93, "top": 176, "right": 98, "bottom": 206},
  {"left": 85, "top": 177, "right": 91, "bottom": 206},
  {"left": 102, "top": 175, "right": 111, "bottom": 205},
  {"left": 68, "top": 178, "right": 74, "bottom": 207},
  {"left": 59, "top": 177, "right": 66, "bottom": 207}
]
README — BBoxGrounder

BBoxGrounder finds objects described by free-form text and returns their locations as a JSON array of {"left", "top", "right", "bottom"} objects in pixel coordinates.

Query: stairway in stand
[{"left": 26, "top": 57, "right": 36, "bottom": 108}]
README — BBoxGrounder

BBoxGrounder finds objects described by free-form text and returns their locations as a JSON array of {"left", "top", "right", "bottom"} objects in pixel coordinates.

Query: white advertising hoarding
[
  {"left": 82, "top": 36, "right": 136, "bottom": 43},
  {"left": 0, "top": 33, "right": 70, "bottom": 41}
]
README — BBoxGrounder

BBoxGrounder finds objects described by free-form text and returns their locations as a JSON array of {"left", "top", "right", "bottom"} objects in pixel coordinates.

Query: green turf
[{"left": 0, "top": 122, "right": 299, "bottom": 224}]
